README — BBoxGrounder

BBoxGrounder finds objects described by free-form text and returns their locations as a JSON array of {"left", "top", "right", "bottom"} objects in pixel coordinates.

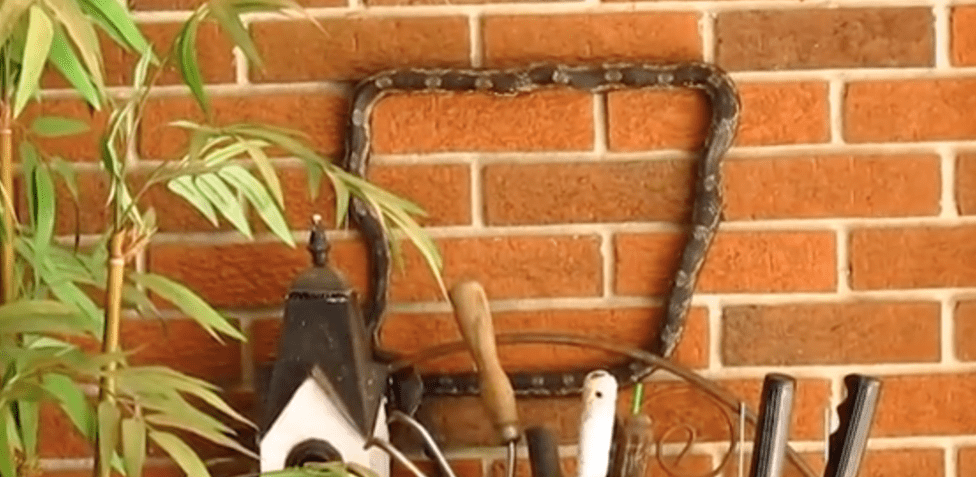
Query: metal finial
[{"left": 308, "top": 214, "right": 329, "bottom": 267}]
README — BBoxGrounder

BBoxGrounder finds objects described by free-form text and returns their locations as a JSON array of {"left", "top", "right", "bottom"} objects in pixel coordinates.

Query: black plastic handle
[
  {"left": 823, "top": 374, "right": 882, "bottom": 477},
  {"left": 749, "top": 373, "right": 797, "bottom": 477},
  {"left": 526, "top": 426, "right": 563, "bottom": 477}
]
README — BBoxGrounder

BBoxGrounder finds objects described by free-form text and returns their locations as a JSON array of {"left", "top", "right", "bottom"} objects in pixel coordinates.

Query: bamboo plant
[{"left": 0, "top": 1, "right": 444, "bottom": 477}]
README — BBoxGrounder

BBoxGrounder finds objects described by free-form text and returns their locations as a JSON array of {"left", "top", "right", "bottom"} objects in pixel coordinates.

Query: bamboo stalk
[
  {"left": 1, "top": 100, "right": 14, "bottom": 305},
  {"left": 94, "top": 231, "right": 125, "bottom": 477}
]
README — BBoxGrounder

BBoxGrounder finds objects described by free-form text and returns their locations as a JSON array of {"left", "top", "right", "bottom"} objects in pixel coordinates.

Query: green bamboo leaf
[
  {"left": 17, "top": 400, "right": 39, "bottom": 458},
  {"left": 149, "top": 430, "right": 211, "bottom": 477},
  {"left": 77, "top": 0, "right": 151, "bottom": 55},
  {"left": 121, "top": 418, "right": 146, "bottom": 477},
  {"left": 30, "top": 163, "right": 56, "bottom": 255},
  {"left": 175, "top": 13, "right": 208, "bottom": 116},
  {"left": 97, "top": 400, "right": 121, "bottom": 474},
  {"left": 30, "top": 115, "right": 90, "bottom": 137},
  {"left": 167, "top": 176, "right": 219, "bottom": 227},
  {"left": 323, "top": 169, "right": 349, "bottom": 228},
  {"left": 217, "top": 165, "right": 293, "bottom": 246},
  {"left": 44, "top": 273, "right": 104, "bottom": 333},
  {"left": 208, "top": 0, "right": 263, "bottom": 69},
  {"left": 201, "top": 140, "right": 264, "bottom": 166},
  {"left": 0, "top": 0, "right": 33, "bottom": 46},
  {"left": 45, "top": 0, "right": 105, "bottom": 91},
  {"left": 48, "top": 26, "right": 102, "bottom": 109},
  {"left": 13, "top": 5, "right": 54, "bottom": 116},
  {"left": 195, "top": 173, "right": 252, "bottom": 238},
  {"left": 0, "top": 405, "right": 17, "bottom": 477},
  {"left": 242, "top": 140, "right": 283, "bottom": 207},
  {"left": 118, "top": 367, "right": 250, "bottom": 425},
  {"left": 51, "top": 157, "right": 79, "bottom": 202},
  {"left": 129, "top": 273, "right": 245, "bottom": 341},
  {"left": 0, "top": 300, "right": 95, "bottom": 335},
  {"left": 132, "top": 47, "right": 154, "bottom": 89},
  {"left": 19, "top": 143, "right": 39, "bottom": 229},
  {"left": 42, "top": 374, "right": 94, "bottom": 439},
  {"left": 144, "top": 409, "right": 256, "bottom": 458},
  {"left": 122, "top": 284, "right": 159, "bottom": 317}
]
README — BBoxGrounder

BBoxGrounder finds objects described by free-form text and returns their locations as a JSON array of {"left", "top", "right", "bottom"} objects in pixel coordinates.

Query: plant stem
[
  {"left": 1, "top": 100, "right": 14, "bottom": 305},
  {"left": 94, "top": 231, "right": 125, "bottom": 477}
]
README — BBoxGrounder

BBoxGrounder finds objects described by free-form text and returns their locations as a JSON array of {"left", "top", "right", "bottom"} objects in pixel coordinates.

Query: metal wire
[{"left": 388, "top": 411, "right": 459, "bottom": 477}]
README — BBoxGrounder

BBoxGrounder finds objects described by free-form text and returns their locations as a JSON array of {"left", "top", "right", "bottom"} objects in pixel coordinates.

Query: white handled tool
[{"left": 577, "top": 370, "right": 618, "bottom": 477}]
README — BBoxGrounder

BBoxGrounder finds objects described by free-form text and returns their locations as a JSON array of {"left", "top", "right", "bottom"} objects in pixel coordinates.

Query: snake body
[{"left": 342, "top": 62, "right": 740, "bottom": 397}]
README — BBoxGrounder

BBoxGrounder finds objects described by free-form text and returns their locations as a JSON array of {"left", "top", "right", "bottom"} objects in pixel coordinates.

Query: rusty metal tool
[
  {"left": 449, "top": 280, "right": 520, "bottom": 477},
  {"left": 608, "top": 383, "right": 651, "bottom": 477},
  {"left": 748, "top": 374, "right": 796, "bottom": 477},
  {"left": 823, "top": 375, "right": 881, "bottom": 477}
]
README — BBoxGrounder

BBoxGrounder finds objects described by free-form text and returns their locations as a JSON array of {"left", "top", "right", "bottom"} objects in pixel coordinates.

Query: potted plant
[{"left": 0, "top": 1, "right": 443, "bottom": 476}]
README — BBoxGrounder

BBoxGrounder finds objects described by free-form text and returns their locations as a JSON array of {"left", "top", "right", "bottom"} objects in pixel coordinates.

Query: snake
[{"left": 341, "top": 62, "right": 740, "bottom": 397}]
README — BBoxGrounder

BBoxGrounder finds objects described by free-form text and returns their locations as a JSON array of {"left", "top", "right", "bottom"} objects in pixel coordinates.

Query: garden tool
[
  {"left": 748, "top": 374, "right": 796, "bottom": 477},
  {"left": 259, "top": 216, "right": 389, "bottom": 474},
  {"left": 448, "top": 280, "right": 520, "bottom": 477},
  {"left": 577, "top": 370, "right": 618, "bottom": 477},
  {"left": 526, "top": 426, "right": 563, "bottom": 477},
  {"left": 607, "top": 383, "right": 651, "bottom": 477},
  {"left": 823, "top": 375, "right": 881, "bottom": 477}
]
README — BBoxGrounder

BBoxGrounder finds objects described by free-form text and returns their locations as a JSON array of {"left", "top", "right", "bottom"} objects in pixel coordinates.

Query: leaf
[
  {"left": 30, "top": 115, "right": 90, "bottom": 137},
  {"left": 42, "top": 374, "right": 94, "bottom": 439},
  {"left": 51, "top": 157, "right": 79, "bottom": 202},
  {"left": 121, "top": 418, "right": 146, "bottom": 477},
  {"left": 97, "top": 400, "right": 121, "bottom": 474},
  {"left": 144, "top": 409, "right": 256, "bottom": 459},
  {"left": 208, "top": 0, "right": 263, "bottom": 69},
  {"left": 0, "top": 0, "right": 33, "bottom": 47},
  {"left": 77, "top": 0, "right": 151, "bottom": 55},
  {"left": 30, "top": 162, "right": 56, "bottom": 256},
  {"left": 17, "top": 399, "right": 39, "bottom": 458},
  {"left": 45, "top": 0, "right": 105, "bottom": 92},
  {"left": 149, "top": 430, "right": 211, "bottom": 477},
  {"left": 19, "top": 142, "right": 39, "bottom": 229},
  {"left": 39, "top": 256, "right": 103, "bottom": 332},
  {"left": 217, "top": 165, "right": 293, "bottom": 246},
  {"left": 242, "top": 140, "right": 283, "bottom": 207},
  {"left": 175, "top": 13, "right": 208, "bottom": 116},
  {"left": 167, "top": 176, "right": 219, "bottom": 227},
  {"left": 0, "top": 405, "right": 17, "bottom": 477},
  {"left": 195, "top": 173, "right": 251, "bottom": 238},
  {"left": 13, "top": 5, "right": 54, "bottom": 116},
  {"left": 118, "top": 367, "right": 250, "bottom": 425},
  {"left": 48, "top": 26, "right": 102, "bottom": 109},
  {"left": 0, "top": 300, "right": 95, "bottom": 335},
  {"left": 323, "top": 169, "right": 349, "bottom": 228},
  {"left": 129, "top": 273, "right": 245, "bottom": 341}
]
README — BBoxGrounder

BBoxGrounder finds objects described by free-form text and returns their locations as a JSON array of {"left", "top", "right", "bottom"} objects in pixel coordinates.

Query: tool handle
[
  {"left": 609, "top": 415, "right": 652, "bottom": 477},
  {"left": 448, "top": 280, "right": 519, "bottom": 443},
  {"left": 749, "top": 373, "right": 796, "bottom": 477},
  {"left": 824, "top": 375, "right": 882, "bottom": 477},
  {"left": 527, "top": 426, "right": 563, "bottom": 477},
  {"left": 577, "top": 371, "right": 618, "bottom": 477}
]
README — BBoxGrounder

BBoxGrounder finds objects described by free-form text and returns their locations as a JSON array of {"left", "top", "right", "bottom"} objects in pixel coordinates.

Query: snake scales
[{"left": 342, "top": 62, "right": 740, "bottom": 397}]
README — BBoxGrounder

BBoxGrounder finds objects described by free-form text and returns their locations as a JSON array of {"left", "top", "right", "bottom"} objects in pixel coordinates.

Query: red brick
[
  {"left": 252, "top": 18, "right": 469, "bottom": 82},
  {"left": 725, "top": 154, "right": 941, "bottom": 219},
  {"left": 956, "top": 154, "right": 976, "bottom": 215},
  {"left": 488, "top": 457, "right": 578, "bottom": 477},
  {"left": 275, "top": 163, "right": 471, "bottom": 230},
  {"left": 959, "top": 447, "right": 976, "bottom": 477},
  {"left": 487, "top": 456, "right": 716, "bottom": 477},
  {"left": 19, "top": 100, "right": 107, "bottom": 162},
  {"left": 846, "top": 79, "right": 976, "bottom": 142},
  {"left": 152, "top": 234, "right": 602, "bottom": 308},
  {"left": 30, "top": 170, "right": 111, "bottom": 236},
  {"left": 393, "top": 460, "right": 482, "bottom": 477},
  {"left": 105, "top": 23, "right": 234, "bottom": 86},
  {"left": 874, "top": 373, "right": 976, "bottom": 436},
  {"left": 615, "top": 231, "right": 836, "bottom": 295},
  {"left": 130, "top": 0, "right": 343, "bottom": 10},
  {"left": 39, "top": 403, "right": 91, "bottom": 458},
  {"left": 608, "top": 82, "right": 829, "bottom": 151},
  {"left": 420, "top": 377, "right": 828, "bottom": 447},
  {"left": 377, "top": 307, "right": 708, "bottom": 372},
  {"left": 717, "top": 8, "right": 934, "bottom": 71},
  {"left": 722, "top": 302, "right": 941, "bottom": 366},
  {"left": 121, "top": 319, "right": 242, "bottom": 384},
  {"left": 372, "top": 91, "right": 593, "bottom": 154},
  {"left": 861, "top": 449, "right": 944, "bottom": 477},
  {"left": 139, "top": 93, "right": 347, "bottom": 160},
  {"left": 723, "top": 453, "right": 823, "bottom": 477},
  {"left": 952, "top": 6, "right": 976, "bottom": 66},
  {"left": 954, "top": 301, "right": 976, "bottom": 361},
  {"left": 850, "top": 226, "right": 976, "bottom": 289},
  {"left": 482, "top": 13, "right": 701, "bottom": 67},
  {"left": 484, "top": 160, "right": 693, "bottom": 226}
]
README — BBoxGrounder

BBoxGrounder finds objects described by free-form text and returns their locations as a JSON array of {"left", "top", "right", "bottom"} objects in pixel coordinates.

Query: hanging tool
[
  {"left": 748, "top": 374, "right": 796, "bottom": 477},
  {"left": 527, "top": 427, "right": 563, "bottom": 477},
  {"left": 448, "top": 280, "right": 520, "bottom": 477},
  {"left": 608, "top": 383, "right": 651, "bottom": 477},
  {"left": 577, "top": 371, "right": 618, "bottom": 477},
  {"left": 823, "top": 375, "right": 881, "bottom": 477}
]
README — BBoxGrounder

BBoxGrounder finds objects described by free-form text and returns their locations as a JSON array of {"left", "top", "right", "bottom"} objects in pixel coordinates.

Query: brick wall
[{"left": 34, "top": 0, "right": 976, "bottom": 476}]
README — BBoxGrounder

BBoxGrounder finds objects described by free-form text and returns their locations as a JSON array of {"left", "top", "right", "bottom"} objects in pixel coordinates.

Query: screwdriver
[{"left": 449, "top": 280, "right": 520, "bottom": 477}]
